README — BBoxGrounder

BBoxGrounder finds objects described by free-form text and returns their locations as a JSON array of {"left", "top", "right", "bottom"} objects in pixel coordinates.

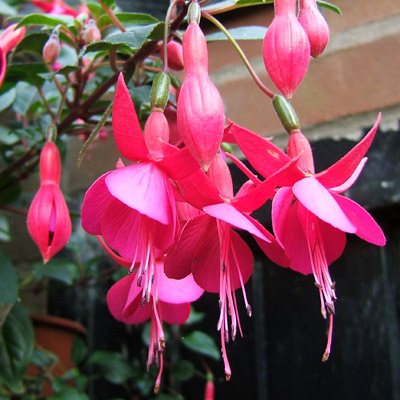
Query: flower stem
[{"left": 201, "top": 11, "right": 275, "bottom": 99}]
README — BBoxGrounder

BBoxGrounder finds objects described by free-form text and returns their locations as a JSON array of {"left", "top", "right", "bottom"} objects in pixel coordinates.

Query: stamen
[{"left": 322, "top": 313, "right": 334, "bottom": 362}]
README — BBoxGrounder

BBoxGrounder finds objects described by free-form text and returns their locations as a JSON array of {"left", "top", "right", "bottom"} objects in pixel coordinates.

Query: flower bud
[
  {"left": 43, "top": 32, "right": 60, "bottom": 64},
  {"left": 27, "top": 141, "right": 71, "bottom": 263},
  {"left": 263, "top": 0, "right": 310, "bottom": 99},
  {"left": 298, "top": 0, "right": 330, "bottom": 58},
  {"left": 159, "top": 40, "right": 184, "bottom": 71},
  {"left": 144, "top": 110, "right": 169, "bottom": 160},
  {"left": 84, "top": 19, "right": 101, "bottom": 43},
  {"left": 182, "top": 23, "right": 208, "bottom": 75},
  {"left": 204, "top": 379, "right": 215, "bottom": 400}
]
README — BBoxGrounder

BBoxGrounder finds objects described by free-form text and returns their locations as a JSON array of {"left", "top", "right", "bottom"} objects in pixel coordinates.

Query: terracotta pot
[{"left": 28, "top": 314, "right": 87, "bottom": 397}]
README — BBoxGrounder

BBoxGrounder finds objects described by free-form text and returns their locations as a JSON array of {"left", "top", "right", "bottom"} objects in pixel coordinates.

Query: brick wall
[{"left": 206, "top": 0, "right": 400, "bottom": 145}]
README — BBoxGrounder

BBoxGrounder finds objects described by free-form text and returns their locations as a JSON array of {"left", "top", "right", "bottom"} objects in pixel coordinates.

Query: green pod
[
  {"left": 150, "top": 72, "right": 171, "bottom": 110},
  {"left": 272, "top": 94, "right": 300, "bottom": 133},
  {"left": 46, "top": 123, "right": 58, "bottom": 143}
]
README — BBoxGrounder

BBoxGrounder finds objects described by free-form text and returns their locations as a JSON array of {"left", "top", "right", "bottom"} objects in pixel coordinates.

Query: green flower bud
[
  {"left": 272, "top": 94, "right": 300, "bottom": 133},
  {"left": 150, "top": 72, "right": 171, "bottom": 110}
]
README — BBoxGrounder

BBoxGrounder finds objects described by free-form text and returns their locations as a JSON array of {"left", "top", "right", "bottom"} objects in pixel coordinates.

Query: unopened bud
[
  {"left": 84, "top": 19, "right": 101, "bottom": 43},
  {"left": 263, "top": 0, "right": 310, "bottom": 99},
  {"left": 188, "top": 2, "right": 201, "bottom": 24},
  {"left": 159, "top": 40, "right": 184, "bottom": 71},
  {"left": 298, "top": 0, "right": 330, "bottom": 58},
  {"left": 272, "top": 94, "right": 300, "bottom": 133},
  {"left": 43, "top": 33, "right": 60, "bottom": 64},
  {"left": 150, "top": 72, "right": 171, "bottom": 110}
]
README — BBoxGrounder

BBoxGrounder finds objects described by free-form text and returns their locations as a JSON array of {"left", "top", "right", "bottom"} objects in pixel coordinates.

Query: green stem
[
  {"left": 201, "top": 11, "right": 275, "bottom": 99},
  {"left": 162, "top": 0, "right": 180, "bottom": 72},
  {"left": 96, "top": 0, "right": 126, "bottom": 32}
]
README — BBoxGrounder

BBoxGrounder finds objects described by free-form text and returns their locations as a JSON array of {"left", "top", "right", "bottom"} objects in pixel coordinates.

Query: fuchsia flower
[
  {"left": 27, "top": 141, "right": 71, "bottom": 263},
  {"left": 262, "top": 0, "right": 310, "bottom": 99},
  {"left": 159, "top": 40, "right": 184, "bottom": 71},
  {"left": 177, "top": 19, "right": 225, "bottom": 170},
  {"left": 31, "top": 0, "right": 88, "bottom": 17},
  {"left": 231, "top": 115, "right": 386, "bottom": 360},
  {"left": 0, "top": 24, "right": 25, "bottom": 89},
  {"left": 166, "top": 154, "right": 290, "bottom": 378},
  {"left": 107, "top": 258, "right": 203, "bottom": 392},
  {"left": 298, "top": 0, "right": 330, "bottom": 58}
]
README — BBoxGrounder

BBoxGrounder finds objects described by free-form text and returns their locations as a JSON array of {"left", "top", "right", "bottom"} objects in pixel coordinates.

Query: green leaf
[
  {"left": 0, "top": 125, "right": 19, "bottom": 145},
  {"left": 0, "top": 175, "right": 21, "bottom": 205},
  {"left": 6, "top": 63, "right": 47, "bottom": 87},
  {"left": 85, "top": 23, "right": 164, "bottom": 53},
  {"left": 32, "top": 260, "right": 80, "bottom": 285},
  {"left": 101, "top": 0, "right": 115, "bottom": 7},
  {"left": 181, "top": 331, "right": 221, "bottom": 361},
  {"left": 0, "top": 303, "right": 34, "bottom": 394},
  {"left": 71, "top": 337, "right": 88, "bottom": 366},
  {"left": 0, "top": 213, "right": 11, "bottom": 242},
  {"left": 317, "top": 0, "right": 342, "bottom": 15},
  {"left": 39, "top": 66, "right": 79, "bottom": 81},
  {"left": 97, "top": 12, "right": 158, "bottom": 30},
  {"left": 88, "top": 351, "right": 135, "bottom": 384},
  {"left": 12, "top": 82, "right": 38, "bottom": 116},
  {"left": 234, "top": 0, "right": 273, "bottom": 5},
  {"left": 86, "top": 3, "right": 106, "bottom": 20},
  {"left": 0, "top": 88, "right": 16, "bottom": 112},
  {"left": 16, "top": 13, "right": 74, "bottom": 29},
  {"left": 14, "top": 32, "right": 49, "bottom": 56},
  {"left": 170, "top": 360, "right": 195, "bottom": 382},
  {"left": 0, "top": 0, "right": 16, "bottom": 15},
  {"left": 0, "top": 247, "right": 18, "bottom": 303},
  {"left": 48, "top": 387, "right": 89, "bottom": 400},
  {"left": 185, "top": 307, "right": 205, "bottom": 325},
  {"left": 206, "top": 26, "right": 267, "bottom": 42}
]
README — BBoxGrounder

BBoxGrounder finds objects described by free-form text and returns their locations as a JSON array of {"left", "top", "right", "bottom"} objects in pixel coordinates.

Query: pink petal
[
  {"left": 193, "top": 229, "right": 253, "bottom": 292},
  {"left": 164, "top": 215, "right": 219, "bottom": 281},
  {"left": 81, "top": 172, "right": 113, "bottom": 235},
  {"left": 332, "top": 193, "right": 386, "bottom": 246},
  {"left": 158, "top": 147, "right": 200, "bottom": 180},
  {"left": 293, "top": 177, "right": 356, "bottom": 233},
  {"left": 158, "top": 271, "right": 204, "bottom": 304},
  {"left": 204, "top": 202, "right": 271, "bottom": 242},
  {"left": 97, "top": 235, "right": 131, "bottom": 268},
  {"left": 230, "top": 121, "right": 290, "bottom": 178},
  {"left": 159, "top": 302, "right": 191, "bottom": 325},
  {"left": 105, "top": 162, "right": 175, "bottom": 226},
  {"left": 316, "top": 114, "right": 381, "bottom": 188},
  {"left": 112, "top": 73, "right": 149, "bottom": 161},
  {"left": 329, "top": 157, "right": 368, "bottom": 193}
]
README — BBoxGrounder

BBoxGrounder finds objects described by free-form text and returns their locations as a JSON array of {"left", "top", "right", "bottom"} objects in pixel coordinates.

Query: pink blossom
[
  {"left": 31, "top": 0, "right": 85, "bottom": 17},
  {"left": 230, "top": 115, "right": 386, "bottom": 360},
  {"left": 27, "top": 141, "right": 71, "bottom": 263}
]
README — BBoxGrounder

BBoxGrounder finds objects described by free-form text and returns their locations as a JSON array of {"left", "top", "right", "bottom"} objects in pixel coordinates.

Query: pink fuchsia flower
[
  {"left": 262, "top": 0, "right": 310, "bottom": 99},
  {"left": 27, "top": 141, "right": 71, "bottom": 264},
  {"left": 107, "top": 258, "right": 203, "bottom": 392},
  {"left": 81, "top": 73, "right": 198, "bottom": 304},
  {"left": 31, "top": 0, "right": 85, "bottom": 17},
  {"left": 177, "top": 21, "right": 225, "bottom": 170},
  {"left": 0, "top": 24, "right": 26, "bottom": 89},
  {"left": 165, "top": 154, "right": 289, "bottom": 379},
  {"left": 298, "top": 0, "right": 330, "bottom": 58},
  {"left": 231, "top": 116, "right": 386, "bottom": 360},
  {"left": 158, "top": 40, "right": 184, "bottom": 71}
]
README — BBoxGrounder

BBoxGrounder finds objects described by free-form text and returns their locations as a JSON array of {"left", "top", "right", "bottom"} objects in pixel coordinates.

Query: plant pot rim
[{"left": 30, "top": 314, "right": 87, "bottom": 336}]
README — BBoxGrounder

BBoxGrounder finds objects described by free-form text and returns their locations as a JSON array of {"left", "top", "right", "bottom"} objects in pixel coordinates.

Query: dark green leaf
[
  {"left": 154, "top": 394, "right": 183, "bottom": 400},
  {"left": 14, "top": 32, "right": 49, "bottom": 56},
  {"left": 181, "top": 331, "right": 221, "bottom": 361},
  {"left": 88, "top": 351, "right": 135, "bottom": 384},
  {"left": 48, "top": 387, "right": 89, "bottom": 400},
  {"left": 31, "top": 348, "right": 57, "bottom": 368},
  {"left": 206, "top": 26, "right": 267, "bottom": 42},
  {"left": 71, "top": 337, "right": 88, "bottom": 366},
  {"left": 170, "top": 360, "right": 195, "bottom": 382},
  {"left": 0, "top": 247, "right": 18, "bottom": 303},
  {"left": 0, "top": 175, "right": 21, "bottom": 205},
  {"left": 13, "top": 82, "right": 38, "bottom": 116},
  {"left": 86, "top": 3, "right": 106, "bottom": 20},
  {"left": 0, "top": 213, "right": 11, "bottom": 242},
  {"left": 6, "top": 63, "right": 47, "bottom": 87},
  {"left": 101, "top": 0, "right": 115, "bottom": 7},
  {"left": 32, "top": 260, "right": 80, "bottom": 285},
  {"left": 39, "top": 66, "right": 79, "bottom": 81},
  {"left": 0, "top": 303, "right": 34, "bottom": 394},
  {"left": 185, "top": 307, "right": 205, "bottom": 325},
  {"left": 0, "top": 88, "right": 16, "bottom": 112},
  {"left": 85, "top": 23, "right": 164, "bottom": 53},
  {"left": 234, "top": 0, "right": 273, "bottom": 5},
  {"left": 16, "top": 13, "right": 73, "bottom": 29},
  {"left": 97, "top": 12, "right": 158, "bottom": 30},
  {"left": 317, "top": 1, "right": 342, "bottom": 15}
]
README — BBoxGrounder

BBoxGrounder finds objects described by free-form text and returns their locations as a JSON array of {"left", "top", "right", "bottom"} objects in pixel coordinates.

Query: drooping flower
[
  {"left": 298, "top": 0, "right": 330, "bottom": 58},
  {"left": 262, "top": 0, "right": 310, "bottom": 99},
  {"left": 230, "top": 115, "right": 386, "bottom": 360},
  {"left": 165, "top": 154, "right": 289, "bottom": 378},
  {"left": 159, "top": 40, "right": 184, "bottom": 71},
  {"left": 31, "top": 0, "right": 88, "bottom": 17},
  {"left": 177, "top": 11, "right": 225, "bottom": 170},
  {"left": 107, "top": 258, "right": 203, "bottom": 392},
  {"left": 81, "top": 73, "right": 198, "bottom": 304},
  {"left": 27, "top": 141, "right": 71, "bottom": 263},
  {"left": 0, "top": 24, "right": 25, "bottom": 89}
]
